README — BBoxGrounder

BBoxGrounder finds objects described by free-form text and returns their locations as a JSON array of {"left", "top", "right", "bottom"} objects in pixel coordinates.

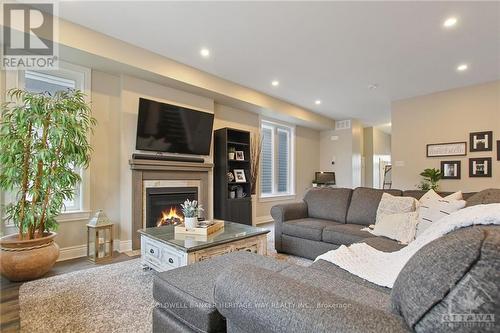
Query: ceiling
[{"left": 55, "top": 1, "right": 500, "bottom": 127}]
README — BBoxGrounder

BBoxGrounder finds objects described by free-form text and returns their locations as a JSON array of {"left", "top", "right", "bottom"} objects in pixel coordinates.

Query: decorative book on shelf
[{"left": 214, "top": 128, "right": 252, "bottom": 225}]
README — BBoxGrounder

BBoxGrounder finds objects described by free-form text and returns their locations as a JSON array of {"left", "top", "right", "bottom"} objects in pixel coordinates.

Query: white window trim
[
  {"left": 5, "top": 61, "right": 92, "bottom": 222},
  {"left": 259, "top": 118, "right": 296, "bottom": 200}
]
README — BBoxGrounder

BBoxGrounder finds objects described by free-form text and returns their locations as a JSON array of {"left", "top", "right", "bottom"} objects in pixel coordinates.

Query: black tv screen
[{"left": 136, "top": 98, "right": 214, "bottom": 155}]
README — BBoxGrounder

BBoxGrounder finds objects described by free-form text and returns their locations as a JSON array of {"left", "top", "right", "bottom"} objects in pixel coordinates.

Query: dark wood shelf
[
  {"left": 214, "top": 128, "right": 252, "bottom": 226},
  {"left": 227, "top": 141, "right": 249, "bottom": 146}
]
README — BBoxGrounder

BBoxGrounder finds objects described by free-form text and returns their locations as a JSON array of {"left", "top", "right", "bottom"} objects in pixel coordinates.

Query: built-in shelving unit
[{"left": 214, "top": 128, "right": 252, "bottom": 225}]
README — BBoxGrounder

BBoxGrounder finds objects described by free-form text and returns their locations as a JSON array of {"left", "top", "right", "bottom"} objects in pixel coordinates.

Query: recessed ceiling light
[
  {"left": 457, "top": 64, "right": 468, "bottom": 71},
  {"left": 443, "top": 17, "right": 458, "bottom": 28},
  {"left": 271, "top": 80, "right": 279, "bottom": 87},
  {"left": 200, "top": 48, "right": 210, "bottom": 57},
  {"left": 315, "top": 100, "right": 321, "bottom": 105},
  {"left": 368, "top": 83, "right": 378, "bottom": 90}
]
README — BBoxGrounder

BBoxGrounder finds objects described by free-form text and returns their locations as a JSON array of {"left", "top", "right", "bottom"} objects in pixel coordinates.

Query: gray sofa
[
  {"left": 152, "top": 188, "right": 500, "bottom": 333},
  {"left": 271, "top": 187, "right": 477, "bottom": 259}
]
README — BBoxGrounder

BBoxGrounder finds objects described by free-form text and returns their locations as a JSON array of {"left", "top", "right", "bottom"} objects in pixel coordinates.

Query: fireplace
[{"left": 145, "top": 187, "right": 198, "bottom": 228}]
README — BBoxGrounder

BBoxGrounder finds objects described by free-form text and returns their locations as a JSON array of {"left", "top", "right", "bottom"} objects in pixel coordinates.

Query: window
[
  {"left": 19, "top": 63, "right": 90, "bottom": 213},
  {"left": 260, "top": 120, "right": 294, "bottom": 197}
]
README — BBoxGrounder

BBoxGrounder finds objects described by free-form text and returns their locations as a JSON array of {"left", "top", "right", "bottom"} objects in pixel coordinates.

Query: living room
[{"left": 0, "top": 1, "right": 499, "bottom": 333}]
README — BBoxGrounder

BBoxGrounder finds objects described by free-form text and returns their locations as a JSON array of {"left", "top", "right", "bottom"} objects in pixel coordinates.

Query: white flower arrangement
[{"left": 180, "top": 199, "right": 204, "bottom": 218}]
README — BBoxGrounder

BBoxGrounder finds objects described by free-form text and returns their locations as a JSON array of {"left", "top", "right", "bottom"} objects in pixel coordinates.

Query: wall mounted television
[{"left": 135, "top": 98, "right": 214, "bottom": 155}]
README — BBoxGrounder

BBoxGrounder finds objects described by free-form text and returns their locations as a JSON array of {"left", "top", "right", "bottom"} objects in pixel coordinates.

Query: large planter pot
[{"left": 0, "top": 232, "right": 59, "bottom": 282}]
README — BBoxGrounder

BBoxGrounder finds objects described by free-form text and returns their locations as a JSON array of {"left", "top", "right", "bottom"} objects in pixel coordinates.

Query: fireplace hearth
[{"left": 146, "top": 187, "right": 198, "bottom": 228}]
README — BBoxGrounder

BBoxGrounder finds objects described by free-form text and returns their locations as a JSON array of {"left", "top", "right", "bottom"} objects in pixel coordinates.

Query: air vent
[{"left": 335, "top": 120, "right": 351, "bottom": 130}]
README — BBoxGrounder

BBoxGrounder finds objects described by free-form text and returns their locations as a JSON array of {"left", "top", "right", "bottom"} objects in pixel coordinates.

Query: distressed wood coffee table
[{"left": 138, "top": 221, "right": 269, "bottom": 272}]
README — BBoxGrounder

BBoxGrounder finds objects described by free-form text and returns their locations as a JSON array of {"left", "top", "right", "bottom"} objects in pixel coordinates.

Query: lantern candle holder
[{"left": 87, "top": 210, "right": 114, "bottom": 263}]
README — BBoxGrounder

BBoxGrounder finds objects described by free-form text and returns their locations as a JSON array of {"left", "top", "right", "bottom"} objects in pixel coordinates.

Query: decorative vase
[
  {"left": 228, "top": 153, "right": 235, "bottom": 160},
  {"left": 184, "top": 217, "right": 198, "bottom": 229},
  {"left": 0, "top": 232, "right": 60, "bottom": 282}
]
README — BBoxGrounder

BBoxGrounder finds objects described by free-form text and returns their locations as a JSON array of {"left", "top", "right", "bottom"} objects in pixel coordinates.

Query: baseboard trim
[
  {"left": 118, "top": 240, "right": 132, "bottom": 253},
  {"left": 57, "top": 240, "right": 134, "bottom": 262},
  {"left": 58, "top": 244, "right": 87, "bottom": 262},
  {"left": 255, "top": 215, "right": 273, "bottom": 225}
]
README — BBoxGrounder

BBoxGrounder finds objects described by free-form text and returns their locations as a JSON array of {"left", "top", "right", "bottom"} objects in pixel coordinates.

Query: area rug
[
  {"left": 19, "top": 260, "right": 154, "bottom": 333},
  {"left": 19, "top": 225, "right": 311, "bottom": 332}
]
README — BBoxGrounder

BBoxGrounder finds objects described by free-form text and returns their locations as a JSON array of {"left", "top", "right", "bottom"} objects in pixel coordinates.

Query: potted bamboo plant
[{"left": 0, "top": 88, "right": 95, "bottom": 281}]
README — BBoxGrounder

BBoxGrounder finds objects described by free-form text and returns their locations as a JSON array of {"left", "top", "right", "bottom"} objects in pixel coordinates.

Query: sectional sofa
[
  {"left": 152, "top": 188, "right": 500, "bottom": 333},
  {"left": 271, "top": 187, "right": 477, "bottom": 259}
]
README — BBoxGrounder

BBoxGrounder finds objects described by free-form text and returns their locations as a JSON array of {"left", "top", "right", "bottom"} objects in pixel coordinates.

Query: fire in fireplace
[{"left": 145, "top": 187, "right": 198, "bottom": 228}]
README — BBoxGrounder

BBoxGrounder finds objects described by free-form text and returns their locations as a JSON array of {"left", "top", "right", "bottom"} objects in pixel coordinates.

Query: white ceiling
[{"left": 55, "top": 1, "right": 500, "bottom": 127}]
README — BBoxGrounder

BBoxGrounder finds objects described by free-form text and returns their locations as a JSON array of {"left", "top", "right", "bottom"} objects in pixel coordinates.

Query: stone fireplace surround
[{"left": 130, "top": 158, "right": 213, "bottom": 250}]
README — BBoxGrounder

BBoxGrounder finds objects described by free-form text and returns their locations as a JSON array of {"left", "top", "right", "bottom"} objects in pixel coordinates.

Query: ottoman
[{"left": 153, "top": 251, "right": 290, "bottom": 333}]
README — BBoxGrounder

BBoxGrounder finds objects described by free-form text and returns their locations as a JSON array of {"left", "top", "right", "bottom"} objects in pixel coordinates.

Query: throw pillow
[
  {"left": 419, "top": 189, "right": 463, "bottom": 205},
  {"left": 416, "top": 197, "right": 466, "bottom": 237},
  {"left": 376, "top": 193, "right": 418, "bottom": 225},
  {"left": 371, "top": 212, "right": 419, "bottom": 244}
]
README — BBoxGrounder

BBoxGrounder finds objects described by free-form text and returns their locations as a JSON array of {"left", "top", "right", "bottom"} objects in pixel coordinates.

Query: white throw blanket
[{"left": 315, "top": 204, "right": 500, "bottom": 288}]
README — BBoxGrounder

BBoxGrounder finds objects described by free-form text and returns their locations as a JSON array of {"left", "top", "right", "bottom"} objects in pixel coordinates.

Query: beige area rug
[{"left": 19, "top": 224, "right": 311, "bottom": 332}]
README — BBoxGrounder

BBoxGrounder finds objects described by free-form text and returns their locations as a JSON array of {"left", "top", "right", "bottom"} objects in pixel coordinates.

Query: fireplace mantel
[{"left": 129, "top": 158, "right": 213, "bottom": 249}]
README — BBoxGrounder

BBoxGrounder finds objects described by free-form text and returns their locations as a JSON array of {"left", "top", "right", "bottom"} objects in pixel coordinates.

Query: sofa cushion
[
  {"left": 303, "top": 188, "right": 353, "bottom": 223},
  {"left": 278, "top": 264, "right": 392, "bottom": 309},
  {"left": 154, "top": 251, "right": 290, "bottom": 333},
  {"left": 465, "top": 188, "right": 500, "bottom": 207},
  {"left": 403, "top": 190, "right": 476, "bottom": 201},
  {"left": 346, "top": 188, "right": 403, "bottom": 226},
  {"left": 360, "top": 237, "right": 406, "bottom": 252},
  {"left": 282, "top": 218, "right": 339, "bottom": 241},
  {"left": 391, "top": 226, "right": 500, "bottom": 331},
  {"left": 322, "top": 224, "right": 373, "bottom": 245}
]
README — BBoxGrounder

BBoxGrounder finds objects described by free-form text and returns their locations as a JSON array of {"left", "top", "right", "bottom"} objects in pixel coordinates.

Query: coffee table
[{"left": 138, "top": 221, "right": 269, "bottom": 272}]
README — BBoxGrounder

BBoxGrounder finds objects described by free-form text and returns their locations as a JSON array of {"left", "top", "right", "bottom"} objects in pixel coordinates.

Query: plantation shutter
[
  {"left": 260, "top": 126, "right": 273, "bottom": 194},
  {"left": 277, "top": 129, "right": 289, "bottom": 192}
]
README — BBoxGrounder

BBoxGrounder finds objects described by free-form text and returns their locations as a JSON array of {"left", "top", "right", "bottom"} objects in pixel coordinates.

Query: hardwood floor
[{"left": 0, "top": 252, "right": 138, "bottom": 333}]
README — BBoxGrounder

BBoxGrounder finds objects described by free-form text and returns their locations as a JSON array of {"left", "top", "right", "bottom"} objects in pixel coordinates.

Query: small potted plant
[
  {"left": 0, "top": 88, "right": 95, "bottom": 281},
  {"left": 417, "top": 168, "right": 442, "bottom": 191},
  {"left": 228, "top": 147, "right": 236, "bottom": 160},
  {"left": 181, "top": 199, "right": 203, "bottom": 229}
]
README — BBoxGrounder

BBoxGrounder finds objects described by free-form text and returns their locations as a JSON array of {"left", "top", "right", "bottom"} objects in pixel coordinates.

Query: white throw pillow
[
  {"left": 416, "top": 191, "right": 466, "bottom": 237},
  {"left": 371, "top": 212, "right": 419, "bottom": 244},
  {"left": 376, "top": 193, "right": 418, "bottom": 225},
  {"left": 419, "top": 189, "right": 463, "bottom": 204}
]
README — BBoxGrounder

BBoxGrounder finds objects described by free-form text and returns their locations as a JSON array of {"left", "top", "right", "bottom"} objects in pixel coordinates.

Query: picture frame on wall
[
  {"left": 469, "top": 157, "right": 492, "bottom": 178},
  {"left": 470, "top": 131, "right": 493, "bottom": 152},
  {"left": 441, "top": 161, "right": 461, "bottom": 179},
  {"left": 426, "top": 142, "right": 467, "bottom": 157}
]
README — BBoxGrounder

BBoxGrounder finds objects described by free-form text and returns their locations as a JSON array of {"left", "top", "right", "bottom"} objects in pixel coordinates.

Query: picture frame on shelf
[
  {"left": 470, "top": 131, "right": 493, "bottom": 152},
  {"left": 469, "top": 157, "right": 492, "bottom": 178},
  {"left": 233, "top": 169, "right": 247, "bottom": 182},
  {"left": 440, "top": 161, "right": 461, "bottom": 179},
  {"left": 235, "top": 151, "right": 245, "bottom": 160},
  {"left": 227, "top": 171, "right": 235, "bottom": 182},
  {"left": 426, "top": 142, "right": 467, "bottom": 157}
]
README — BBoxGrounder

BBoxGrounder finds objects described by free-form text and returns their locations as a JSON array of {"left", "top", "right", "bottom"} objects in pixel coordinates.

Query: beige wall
[
  {"left": 392, "top": 81, "right": 500, "bottom": 192},
  {"left": 320, "top": 120, "right": 363, "bottom": 188},
  {"left": 364, "top": 127, "right": 391, "bottom": 188}
]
